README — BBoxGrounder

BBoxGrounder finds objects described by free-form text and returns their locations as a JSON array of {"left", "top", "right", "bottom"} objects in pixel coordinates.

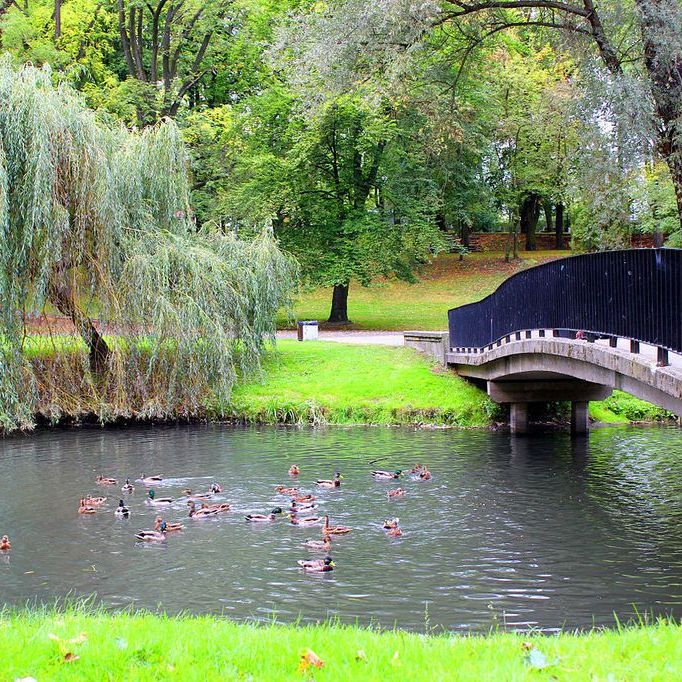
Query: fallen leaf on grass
[
  {"left": 356, "top": 649, "right": 367, "bottom": 663},
  {"left": 521, "top": 641, "right": 533, "bottom": 651},
  {"left": 299, "top": 649, "right": 324, "bottom": 673},
  {"left": 63, "top": 652, "right": 80, "bottom": 663},
  {"left": 524, "top": 648, "right": 558, "bottom": 670}
]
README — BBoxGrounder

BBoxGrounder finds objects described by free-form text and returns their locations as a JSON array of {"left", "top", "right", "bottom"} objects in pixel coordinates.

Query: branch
[{"left": 444, "top": 0, "right": 589, "bottom": 18}]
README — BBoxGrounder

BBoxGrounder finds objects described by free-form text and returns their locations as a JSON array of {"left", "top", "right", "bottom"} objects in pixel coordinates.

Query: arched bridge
[{"left": 445, "top": 249, "right": 682, "bottom": 433}]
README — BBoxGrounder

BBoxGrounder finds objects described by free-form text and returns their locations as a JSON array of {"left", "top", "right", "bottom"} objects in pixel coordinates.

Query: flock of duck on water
[{"left": 1, "top": 463, "right": 432, "bottom": 572}]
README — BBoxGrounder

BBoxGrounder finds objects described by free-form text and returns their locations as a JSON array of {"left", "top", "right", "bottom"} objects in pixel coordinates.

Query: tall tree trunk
[
  {"left": 54, "top": 0, "right": 61, "bottom": 40},
  {"left": 543, "top": 200, "right": 553, "bottom": 232},
  {"left": 635, "top": 0, "right": 682, "bottom": 229},
  {"left": 555, "top": 202, "right": 565, "bottom": 249},
  {"left": 328, "top": 283, "right": 351, "bottom": 325},
  {"left": 520, "top": 194, "right": 541, "bottom": 251}
]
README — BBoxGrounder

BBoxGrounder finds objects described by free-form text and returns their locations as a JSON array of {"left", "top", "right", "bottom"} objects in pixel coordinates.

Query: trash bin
[{"left": 297, "top": 320, "right": 319, "bottom": 341}]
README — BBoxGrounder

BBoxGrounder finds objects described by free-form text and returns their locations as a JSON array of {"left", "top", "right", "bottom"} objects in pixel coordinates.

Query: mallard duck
[
  {"left": 372, "top": 470, "right": 402, "bottom": 480},
  {"left": 210, "top": 483, "right": 223, "bottom": 493},
  {"left": 96, "top": 475, "right": 117, "bottom": 486},
  {"left": 135, "top": 529, "right": 166, "bottom": 542},
  {"left": 154, "top": 516, "right": 183, "bottom": 532},
  {"left": 83, "top": 496, "right": 107, "bottom": 506},
  {"left": 303, "top": 534, "right": 332, "bottom": 551},
  {"left": 188, "top": 501, "right": 218, "bottom": 519},
  {"left": 140, "top": 474, "right": 163, "bottom": 485},
  {"left": 78, "top": 499, "right": 97, "bottom": 514},
  {"left": 275, "top": 485, "right": 299, "bottom": 496},
  {"left": 323, "top": 515, "right": 351, "bottom": 535},
  {"left": 182, "top": 489, "right": 212, "bottom": 500},
  {"left": 297, "top": 557, "right": 334, "bottom": 572},
  {"left": 386, "top": 525, "right": 403, "bottom": 538},
  {"left": 294, "top": 494, "right": 317, "bottom": 503},
  {"left": 114, "top": 500, "right": 130, "bottom": 518},
  {"left": 317, "top": 472, "right": 342, "bottom": 488},
  {"left": 200, "top": 502, "right": 231, "bottom": 513},
  {"left": 245, "top": 508, "right": 282, "bottom": 522},
  {"left": 418, "top": 469, "right": 432, "bottom": 481},
  {"left": 0, "top": 535, "right": 10, "bottom": 551},
  {"left": 146, "top": 490, "right": 173, "bottom": 506},
  {"left": 409, "top": 463, "right": 423, "bottom": 474},
  {"left": 288, "top": 465, "right": 300, "bottom": 476},
  {"left": 382, "top": 517, "right": 400, "bottom": 529},
  {"left": 289, "top": 514, "right": 322, "bottom": 527},
  {"left": 121, "top": 479, "right": 134, "bottom": 494},
  {"left": 290, "top": 500, "right": 317, "bottom": 513},
  {"left": 387, "top": 487, "right": 406, "bottom": 498}
]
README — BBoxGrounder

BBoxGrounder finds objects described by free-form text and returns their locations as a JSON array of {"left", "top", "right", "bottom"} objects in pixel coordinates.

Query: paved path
[{"left": 276, "top": 330, "right": 404, "bottom": 346}]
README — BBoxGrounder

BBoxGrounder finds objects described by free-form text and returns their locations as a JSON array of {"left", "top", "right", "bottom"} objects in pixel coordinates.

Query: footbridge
[{"left": 408, "top": 249, "right": 682, "bottom": 433}]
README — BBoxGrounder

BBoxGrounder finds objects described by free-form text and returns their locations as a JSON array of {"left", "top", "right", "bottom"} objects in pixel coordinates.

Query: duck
[
  {"left": 409, "top": 463, "right": 423, "bottom": 474},
  {"left": 418, "top": 468, "right": 432, "bottom": 481},
  {"left": 121, "top": 479, "right": 134, "bottom": 494},
  {"left": 275, "top": 485, "right": 299, "bottom": 496},
  {"left": 387, "top": 487, "right": 406, "bottom": 498},
  {"left": 382, "top": 517, "right": 400, "bottom": 529},
  {"left": 0, "top": 535, "right": 10, "bottom": 551},
  {"left": 188, "top": 501, "right": 219, "bottom": 519},
  {"left": 135, "top": 529, "right": 167, "bottom": 542},
  {"left": 182, "top": 489, "right": 212, "bottom": 500},
  {"left": 386, "top": 524, "right": 403, "bottom": 538},
  {"left": 288, "top": 465, "right": 300, "bottom": 476},
  {"left": 146, "top": 490, "right": 173, "bottom": 506},
  {"left": 372, "top": 470, "right": 402, "bottom": 480},
  {"left": 83, "top": 495, "right": 107, "bottom": 506},
  {"left": 154, "top": 516, "right": 183, "bottom": 532},
  {"left": 289, "top": 514, "right": 322, "bottom": 527},
  {"left": 95, "top": 475, "right": 117, "bottom": 486},
  {"left": 114, "top": 500, "right": 130, "bottom": 518},
  {"left": 303, "top": 535, "right": 332, "bottom": 552},
  {"left": 78, "top": 498, "right": 97, "bottom": 514},
  {"left": 294, "top": 494, "right": 317, "bottom": 503},
  {"left": 200, "top": 502, "right": 231, "bottom": 513},
  {"left": 323, "top": 514, "right": 351, "bottom": 535},
  {"left": 297, "top": 557, "right": 334, "bottom": 572},
  {"left": 316, "top": 472, "right": 342, "bottom": 488},
  {"left": 210, "top": 483, "right": 223, "bottom": 493},
  {"left": 290, "top": 500, "right": 317, "bottom": 513},
  {"left": 245, "top": 508, "right": 283, "bottom": 522},
  {"left": 140, "top": 474, "right": 163, "bottom": 485}
]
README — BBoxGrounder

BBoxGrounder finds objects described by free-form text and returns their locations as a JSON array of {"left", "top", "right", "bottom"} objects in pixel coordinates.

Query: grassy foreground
[
  {"left": 1, "top": 610, "right": 681, "bottom": 680},
  {"left": 285, "top": 251, "right": 570, "bottom": 331}
]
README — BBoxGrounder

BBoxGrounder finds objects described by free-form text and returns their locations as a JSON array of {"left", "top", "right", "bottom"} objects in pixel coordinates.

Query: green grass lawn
[
  {"left": 284, "top": 251, "right": 571, "bottom": 331},
  {"left": 2, "top": 609, "right": 681, "bottom": 680},
  {"left": 227, "top": 340, "right": 497, "bottom": 426}
]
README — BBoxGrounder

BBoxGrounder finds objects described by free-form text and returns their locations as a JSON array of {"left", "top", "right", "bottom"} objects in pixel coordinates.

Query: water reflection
[{"left": 1, "top": 424, "right": 682, "bottom": 632}]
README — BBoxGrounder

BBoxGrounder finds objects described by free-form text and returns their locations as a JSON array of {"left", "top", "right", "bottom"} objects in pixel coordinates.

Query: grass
[
  {"left": 227, "top": 340, "right": 497, "bottom": 427},
  {"left": 284, "top": 251, "right": 571, "bottom": 331},
  {"left": 2, "top": 608, "right": 681, "bottom": 680}
]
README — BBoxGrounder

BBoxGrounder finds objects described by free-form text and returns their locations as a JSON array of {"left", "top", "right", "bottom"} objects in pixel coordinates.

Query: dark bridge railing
[{"left": 448, "top": 248, "right": 682, "bottom": 355}]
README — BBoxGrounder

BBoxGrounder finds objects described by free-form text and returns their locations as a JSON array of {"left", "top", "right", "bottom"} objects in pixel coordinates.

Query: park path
[{"left": 275, "top": 330, "right": 404, "bottom": 346}]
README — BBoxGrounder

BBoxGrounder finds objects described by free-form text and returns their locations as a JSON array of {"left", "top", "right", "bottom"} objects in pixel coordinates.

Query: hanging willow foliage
[{"left": 0, "top": 58, "right": 296, "bottom": 430}]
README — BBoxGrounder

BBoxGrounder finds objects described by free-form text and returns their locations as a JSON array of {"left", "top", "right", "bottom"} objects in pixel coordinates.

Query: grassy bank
[
  {"left": 227, "top": 340, "right": 497, "bottom": 427},
  {"left": 2, "top": 609, "right": 680, "bottom": 680},
  {"left": 285, "top": 251, "right": 570, "bottom": 331}
]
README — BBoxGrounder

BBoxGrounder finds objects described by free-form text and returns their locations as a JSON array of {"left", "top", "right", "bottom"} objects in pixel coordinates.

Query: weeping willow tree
[{"left": 0, "top": 58, "right": 296, "bottom": 431}]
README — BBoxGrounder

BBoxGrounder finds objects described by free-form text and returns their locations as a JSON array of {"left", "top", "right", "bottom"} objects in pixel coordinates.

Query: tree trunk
[
  {"left": 520, "top": 194, "right": 541, "bottom": 251},
  {"left": 49, "top": 283, "right": 110, "bottom": 375},
  {"left": 543, "top": 200, "right": 552, "bottom": 232},
  {"left": 635, "top": 0, "right": 682, "bottom": 230},
  {"left": 55, "top": 0, "right": 61, "bottom": 40},
  {"left": 328, "top": 283, "right": 351, "bottom": 325},
  {"left": 555, "top": 202, "right": 565, "bottom": 249}
]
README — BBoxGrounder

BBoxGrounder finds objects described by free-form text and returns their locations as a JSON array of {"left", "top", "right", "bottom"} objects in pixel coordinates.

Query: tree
[
  {"left": 279, "top": 0, "right": 682, "bottom": 230},
  {"left": 224, "top": 92, "right": 444, "bottom": 324},
  {"left": 0, "top": 59, "right": 295, "bottom": 430}
]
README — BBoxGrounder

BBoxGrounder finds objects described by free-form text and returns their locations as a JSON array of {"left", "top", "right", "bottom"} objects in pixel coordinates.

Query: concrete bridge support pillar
[
  {"left": 510, "top": 403, "right": 528, "bottom": 434},
  {"left": 571, "top": 401, "right": 589, "bottom": 435}
]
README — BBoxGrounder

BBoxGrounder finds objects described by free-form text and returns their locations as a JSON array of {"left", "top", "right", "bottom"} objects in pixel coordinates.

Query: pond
[{"left": 2, "top": 424, "right": 682, "bottom": 633}]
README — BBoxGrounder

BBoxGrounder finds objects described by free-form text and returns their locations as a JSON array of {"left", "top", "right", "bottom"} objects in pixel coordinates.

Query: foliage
[
  {"left": 0, "top": 59, "right": 295, "bottom": 431},
  {"left": 3, "top": 608, "right": 682, "bottom": 680}
]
